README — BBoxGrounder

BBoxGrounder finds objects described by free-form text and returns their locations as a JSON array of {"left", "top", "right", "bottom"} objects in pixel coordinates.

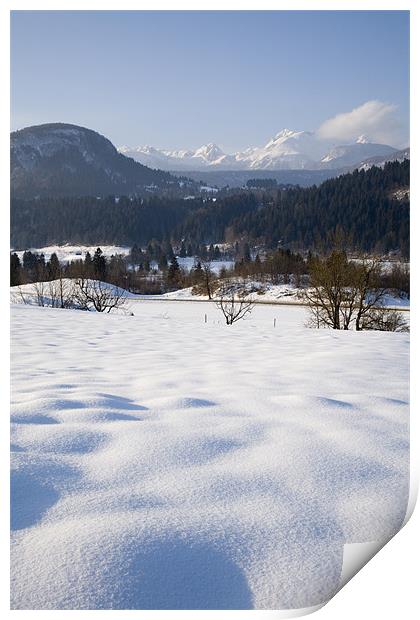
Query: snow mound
[{"left": 10, "top": 279, "right": 137, "bottom": 310}]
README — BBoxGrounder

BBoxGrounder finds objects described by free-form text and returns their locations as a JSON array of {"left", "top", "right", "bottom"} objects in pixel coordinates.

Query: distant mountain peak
[
  {"left": 193, "top": 143, "right": 225, "bottom": 161},
  {"left": 117, "top": 129, "right": 403, "bottom": 172},
  {"left": 273, "top": 128, "right": 299, "bottom": 140},
  {"left": 356, "top": 134, "right": 370, "bottom": 144}
]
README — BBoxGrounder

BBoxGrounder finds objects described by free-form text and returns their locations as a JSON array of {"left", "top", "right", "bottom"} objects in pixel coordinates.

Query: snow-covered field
[
  {"left": 12, "top": 244, "right": 131, "bottom": 263},
  {"left": 11, "top": 245, "right": 234, "bottom": 274},
  {"left": 177, "top": 256, "right": 234, "bottom": 274},
  {"left": 10, "top": 301, "right": 409, "bottom": 610},
  {"left": 11, "top": 279, "right": 409, "bottom": 312}
]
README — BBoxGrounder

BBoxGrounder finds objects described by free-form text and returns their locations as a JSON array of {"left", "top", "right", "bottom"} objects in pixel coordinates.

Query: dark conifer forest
[{"left": 11, "top": 160, "right": 409, "bottom": 257}]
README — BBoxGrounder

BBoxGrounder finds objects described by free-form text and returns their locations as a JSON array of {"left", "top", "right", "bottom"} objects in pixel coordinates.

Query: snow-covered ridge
[
  {"left": 357, "top": 148, "right": 410, "bottom": 171},
  {"left": 119, "top": 129, "right": 402, "bottom": 172},
  {"left": 11, "top": 124, "right": 116, "bottom": 171}
]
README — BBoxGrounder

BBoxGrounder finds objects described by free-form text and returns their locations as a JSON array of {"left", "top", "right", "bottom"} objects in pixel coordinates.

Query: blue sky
[{"left": 10, "top": 11, "right": 409, "bottom": 150}]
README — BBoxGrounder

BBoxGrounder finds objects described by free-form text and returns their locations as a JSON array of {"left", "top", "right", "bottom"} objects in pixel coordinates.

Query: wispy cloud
[{"left": 317, "top": 101, "right": 402, "bottom": 146}]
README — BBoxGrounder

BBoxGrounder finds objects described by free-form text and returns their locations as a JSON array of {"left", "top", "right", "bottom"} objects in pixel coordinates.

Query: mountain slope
[
  {"left": 357, "top": 147, "right": 410, "bottom": 171},
  {"left": 11, "top": 123, "right": 177, "bottom": 198},
  {"left": 222, "top": 159, "right": 409, "bottom": 255},
  {"left": 320, "top": 138, "right": 397, "bottom": 169}
]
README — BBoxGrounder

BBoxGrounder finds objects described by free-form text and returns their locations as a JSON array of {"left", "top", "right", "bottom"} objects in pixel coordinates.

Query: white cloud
[{"left": 317, "top": 101, "right": 402, "bottom": 146}]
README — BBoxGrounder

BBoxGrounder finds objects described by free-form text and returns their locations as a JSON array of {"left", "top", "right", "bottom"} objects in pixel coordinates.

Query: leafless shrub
[
  {"left": 359, "top": 308, "right": 409, "bottom": 332},
  {"left": 31, "top": 280, "right": 47, "bottom": 307},
  {"left": 47, "top": 273, "right": 75, "bottom": 308},
  {"left": 74, "top": 278, "right": 128, "bottom": 313},
  {"left": 10, "top": 285, "right": 30, "bottom": 305},
  {"left": 215, "top": 281, "right": 255, "bottom": 325},
  {"left": 47, "top": 280, "right": 61, "bottom": 308}
]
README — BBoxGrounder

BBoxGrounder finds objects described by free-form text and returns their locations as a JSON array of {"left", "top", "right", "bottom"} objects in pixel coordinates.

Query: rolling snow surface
[{"left": 10, "top": 301, "right": 409, "bottom": 609}]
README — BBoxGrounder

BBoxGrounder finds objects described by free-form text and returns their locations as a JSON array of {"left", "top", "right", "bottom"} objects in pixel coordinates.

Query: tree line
[{"left": 11, "top": 240, "right": 410, "bottom": 303}]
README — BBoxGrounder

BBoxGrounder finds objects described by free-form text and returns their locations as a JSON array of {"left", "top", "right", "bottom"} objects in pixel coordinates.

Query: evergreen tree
[
  {"left": 10, "top": 253, "right": 21, "bottom": 286},
  {"left": 130, "top": 244, "right": 143, "bottom": 264},
  {"left": 36, "top": 254, "right": 47, "bottom": 280},
  {"left": 198, "top": 244, "right": 208, "bottom": 260},
  {"left": 158, "top": 252, "right": 168, "bottom": 272},
  {"left": 48, "top": 252, "right": 60, "bottom": 280},
  {"left": 84, "top": 251, "right": 93, "bottom": 276},
  {"left": 193, "top": 260, "right": 203, "bottom": 284},
  {"left": 92, "top": 248, "right": 106, "bottom": 280},
  {"left": 167, "top": 256, "right": 181, "bottom": 286},
  {"left": 23, "top": 250, "right": 37, "bottom": 272},
  {"left": 163, "top": 239, "right": 174, "bottom": 259}
]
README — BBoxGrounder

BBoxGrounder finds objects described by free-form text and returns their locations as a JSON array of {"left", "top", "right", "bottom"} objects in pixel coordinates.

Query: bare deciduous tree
[
  {"left": 304, "top": 251, "right": 404, "bottom": 331},
  {"left": 74, "top": 278, "right": 128, "bottom": 313},
  {"left": 47, "top": 280, "right": 61, "bottom": 308},
  {"left": 304, "top": 251, "right": 349, "bottom": 330},
  {"left": 14, "top": 286, "right": 29, "bottom": 305},
  {"left": 201, "top": 259, "right": 215, "bottom": 300},
  {"left": 215, "top": 281, "right": 255, "bottom": 325},
  {"left": 31, "top": 280, "right": 47, "bottom": 307},
  {"left": 47, "top": 272, "right": 75, "bottom": 309},
  {"left": 352, "top": 257, "right": 387, "bottom": 331}
]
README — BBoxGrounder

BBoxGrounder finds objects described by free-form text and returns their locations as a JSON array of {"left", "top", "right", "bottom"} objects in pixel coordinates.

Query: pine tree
[
  {"left": 158, "top": 252, "right": 168, "bottom": 272},
  {"left": 84, "top": 251, "right": 93, "bottom": 277},
  {"left": 10, "top": 253, "right": 21, "bottom": 286},
  {"left": 167, "top": 256, "right": 181, "bottom": 286},
  {"left": 243, "top": 242, "right": 251, "bottom": 262},
  {"left": 193, "top": 260, "right": 203, "bottom": 283},
  {"left": 48, "top": 252, "right": 60, "bottom": 279},
  {"left": 92, "top": 248, "right": 106, "bottom": 280},
  {"left": 163, "top": 239, "right": 174, "bottom": 259}
]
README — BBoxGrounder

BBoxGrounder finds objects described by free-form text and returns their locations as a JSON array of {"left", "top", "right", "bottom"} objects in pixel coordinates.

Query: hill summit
[{"left": 11, "top": 123, "right": 176, "bottom": 198}]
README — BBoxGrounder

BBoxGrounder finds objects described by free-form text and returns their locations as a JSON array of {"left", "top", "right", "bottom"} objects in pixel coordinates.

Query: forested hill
[
  {"left": 11, "top": 123, "right": 181, "bottom": 199},
  {"left": 11, "top": 160, "right": 409, "bottom": 256},
  {"left": 226, "top": 158, "right": 410, "bottom": 255}
]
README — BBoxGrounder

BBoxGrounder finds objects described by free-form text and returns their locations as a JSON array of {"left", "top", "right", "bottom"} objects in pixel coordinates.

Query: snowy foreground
[{"left": 10, "top": 301, "right": 409, "bottom": 610}]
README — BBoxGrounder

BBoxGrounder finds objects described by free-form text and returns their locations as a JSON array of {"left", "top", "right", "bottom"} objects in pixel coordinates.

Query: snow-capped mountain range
[{"left": 119, "top": 129, "right": 400, "bottom": 171}]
